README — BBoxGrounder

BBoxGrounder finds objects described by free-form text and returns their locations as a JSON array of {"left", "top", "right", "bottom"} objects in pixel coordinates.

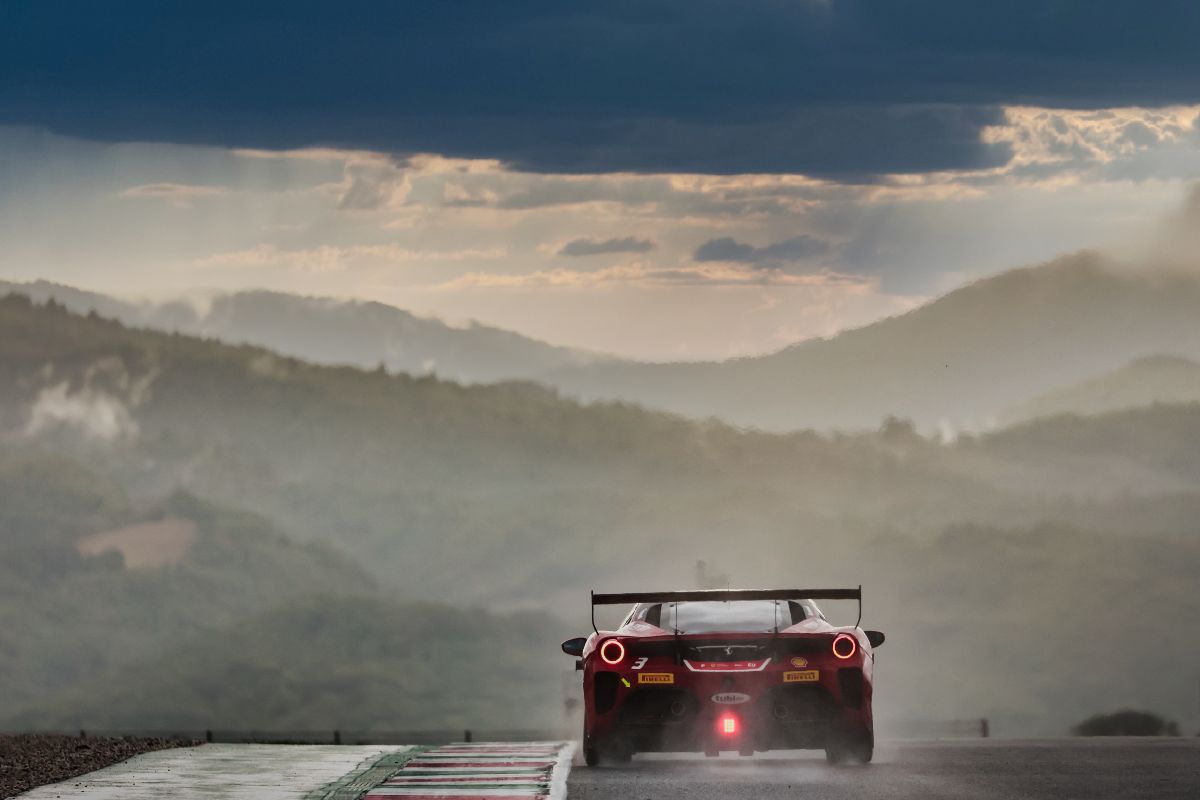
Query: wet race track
[{"left": 567, "top": 739, "right": 1200, "bottom": 800}]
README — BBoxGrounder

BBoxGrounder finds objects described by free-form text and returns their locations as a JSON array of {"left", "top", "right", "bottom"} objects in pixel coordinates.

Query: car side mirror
[
  {"left": 866, "top": 630, "right": 886, "bottom": 648},
  {"left": 561, "top": 637, "right": 587, "bottom": 657}
]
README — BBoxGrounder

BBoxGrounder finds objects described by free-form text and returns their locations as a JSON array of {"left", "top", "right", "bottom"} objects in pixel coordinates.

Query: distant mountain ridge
[
  {"left": 997, "top": 354, "right": 1200, "bottom": 425},
  {"left": 7, "top": 252, "right": 1200, "bottom": 432},
  {"left": 540, "top": 254, "right": 1200, "bottom": 431},
  {"left": 0, "top": 280, "right": 608, "bottom": 384}
]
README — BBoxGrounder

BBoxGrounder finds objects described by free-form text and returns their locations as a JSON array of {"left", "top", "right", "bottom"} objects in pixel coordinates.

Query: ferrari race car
[{"left": 561, "top": 588, "right": 884, "bottom": 766}]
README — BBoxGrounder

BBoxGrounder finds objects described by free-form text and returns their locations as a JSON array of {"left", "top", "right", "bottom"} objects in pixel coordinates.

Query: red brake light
[
  {"left": 720, "top": 715, "right": 738, "bottom": 735},
  {"left": 599, "top": 639, "right": 626, "bottom": 665},
  {"left": 832, "top": 633, "right": 857, "bottom": 660}
]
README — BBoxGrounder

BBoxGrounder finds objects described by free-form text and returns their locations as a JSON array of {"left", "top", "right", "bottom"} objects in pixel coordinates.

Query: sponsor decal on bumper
[
  {"left": 638, "top": 672, "right": 675, "bottom": 684},
  {"left": 684, "top": 659, "right": 771, "bottom": 672},
  {"left": 783, "top": 669, "right": 820, "bottom": 683},
  {"left": 711, "top": 692, "right": 751, "bottom": 704}
]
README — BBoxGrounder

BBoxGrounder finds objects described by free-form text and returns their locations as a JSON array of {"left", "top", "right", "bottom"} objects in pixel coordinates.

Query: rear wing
[{"left": 591, "top": 587, "right": 862, "bottom": 632}]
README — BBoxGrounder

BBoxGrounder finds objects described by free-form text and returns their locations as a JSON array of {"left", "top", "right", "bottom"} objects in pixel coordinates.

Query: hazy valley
[{"left": 1, "top": 266, "right": 1198, "bottom": 736}]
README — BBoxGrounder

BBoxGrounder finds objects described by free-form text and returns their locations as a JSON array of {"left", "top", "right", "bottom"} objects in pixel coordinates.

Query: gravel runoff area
[{"left": 0, "top": 734, "right": 197, "bottom": 798}]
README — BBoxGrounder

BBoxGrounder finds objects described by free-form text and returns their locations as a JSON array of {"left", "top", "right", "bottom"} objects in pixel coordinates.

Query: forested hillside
[
  {"left": 12, "top": 255, "right": 1200, "bottom": 435},
  {"left": 0, "top": 444, "right": 569, "bottom": 730},
  {"left": 0, "top": 280, "right": 606, "bottom": 384},
  {"left": 2, "top": 293, "right": 1198, "bottom": 736}
]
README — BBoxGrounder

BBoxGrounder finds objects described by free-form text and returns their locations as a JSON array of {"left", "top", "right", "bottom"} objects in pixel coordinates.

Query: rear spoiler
[{"left": 591, "top": 587, "right": 862, "bottom": 632}]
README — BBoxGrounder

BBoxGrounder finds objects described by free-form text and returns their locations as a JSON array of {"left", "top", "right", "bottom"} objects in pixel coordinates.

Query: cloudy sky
[{"left": 3, "top": 1, "right": 1200, "bottom": 359}]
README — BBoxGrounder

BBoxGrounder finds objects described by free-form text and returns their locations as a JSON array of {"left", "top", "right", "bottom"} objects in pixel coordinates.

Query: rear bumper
[{"left": 585, "top": 664, "right": 872, "bottom": 753}]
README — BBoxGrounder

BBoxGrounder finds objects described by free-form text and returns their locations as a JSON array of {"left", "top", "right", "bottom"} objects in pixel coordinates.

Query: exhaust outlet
[
  {"left": 669, "top": 700, "right": 688, "bottom": 717},
  {"left": 773, "top": 703, "right": 790, "bottom": 720}
]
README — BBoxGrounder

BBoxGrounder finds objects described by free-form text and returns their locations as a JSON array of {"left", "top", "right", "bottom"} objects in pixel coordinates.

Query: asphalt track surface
[{"left": 566, "top": 739, "right": 1200, "bottom": 800}]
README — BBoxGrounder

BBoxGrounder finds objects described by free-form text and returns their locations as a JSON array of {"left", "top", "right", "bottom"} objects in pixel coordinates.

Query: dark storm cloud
[
  {"left": 694, "top": 235, "right": 830, "bottom": 267},
  {"left": 3, "top": 1, "right": 1200, "bottom": 176},
  {"left": 559, "top": 237, "right": 655, "bottom": 257}
]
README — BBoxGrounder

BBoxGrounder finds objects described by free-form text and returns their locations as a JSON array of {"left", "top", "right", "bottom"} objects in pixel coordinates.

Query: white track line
[
  {"left": 548, "top": 741, "right": 576, "bottom": 800},
  {"left": 16, "top": 744, "right": 404, "bottom": 800},
  {"left": 366, "top": 789, "right": 545, "bottom": 797},
  {"left": 395, "top": 767, "right": 550, "bottom": 773},
  {"left": 388, "top": 777, "right": 549, "bottom": 782},
  {"left": 405, "top": 757, "right": 555, "bottom": 763}
]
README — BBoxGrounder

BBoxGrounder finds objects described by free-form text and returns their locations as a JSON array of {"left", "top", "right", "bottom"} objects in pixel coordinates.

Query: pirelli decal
[
  {"left": 783, "top": 669, "right": 820, "bottom": 683},
  {"left": 638, "top": 672, "right": 675, "bottom": 685}
]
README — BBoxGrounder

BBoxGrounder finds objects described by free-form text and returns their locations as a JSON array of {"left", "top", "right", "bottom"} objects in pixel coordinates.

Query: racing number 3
[{"left": 631, "top": 656, "right": 648, "bottom": 670}]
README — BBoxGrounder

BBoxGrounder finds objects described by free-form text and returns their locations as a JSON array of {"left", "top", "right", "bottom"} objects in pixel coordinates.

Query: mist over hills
[
  {"left": 0, "top": 294, "right": 1198, "bottom": 736},
  {"left": 0, "top": 456, "right": 372, "bottom": 717},
  {"left": 998, "top": 354, "right": 1200, "bottom": 425},
  {"left": 0, "top": 280, "right": 606, "bottom": 385},
  {"left": 0, "top": 449, "right": 567, "bottom": 732},
  {"left": 8, "top": 595, "right": 566, "bottom": 732},
  {"left": 9, "top": 251, "right": 1200, "bottom": 434},
  {"left": 542, "top": 254, "right": 1200, "bottom": 432}
]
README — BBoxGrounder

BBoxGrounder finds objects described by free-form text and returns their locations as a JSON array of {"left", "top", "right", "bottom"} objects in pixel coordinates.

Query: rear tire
[
  {"left": 825, "top": 730, "right": 872, "bottom": 766},
  {"left": 606, "top": 743, "right": 632, "bottom": 764},
  {"left": 583, "top": 738, "right": 631, "bottom": 766}
]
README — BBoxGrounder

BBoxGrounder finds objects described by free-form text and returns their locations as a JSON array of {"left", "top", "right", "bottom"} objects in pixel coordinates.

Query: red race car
[{"left": 561, "top": 588, "right": 884, "bottom": 766}]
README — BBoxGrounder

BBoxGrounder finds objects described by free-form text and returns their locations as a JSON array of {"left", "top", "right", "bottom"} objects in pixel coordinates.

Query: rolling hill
[
  {"left": 0, "top": 280, "right": 607, "bottom": 384},
  {"left": 2, "top": 293, "right": 1200, "bottom": 735},
  {"left": 541, "top": 254, "right": 1200, "bottom": 431},
  {"left": 12, "top": 596, "right": 568, "bottom": 732},
  {"left": 997, "top": 354, "right": 1200, "bottom": 425},
  {"left": 11, "top": 254, "right": 1200, "bottom": 435},
  {"left": 0, "top": 292, "right": 1015, "bottom": 606},
  {"left": 0, "top": 448, "right": 372, "bottom": 720}
]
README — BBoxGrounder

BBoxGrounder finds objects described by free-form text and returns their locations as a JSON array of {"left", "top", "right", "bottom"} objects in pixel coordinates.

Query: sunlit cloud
[
  {"left": 986, "top": 106, "right": 1200, "bottom": 171},
  {"left": 231, "top": 146, "right": 375, "bottom": 162},
  {"left": 190, "top": 244, "right": 507, "bottom": 275},
  {"left": 337, "top": 160, "right": 412, "bottom": 211},
  {"left": 438, "top": 262, "right": 868, "bottom": 290},
  {"left": 7, "top": 102, "right": 1200, "bottom": 358},
  {"left": 118, "top": 182, "right": 228, "bottom": 208}
]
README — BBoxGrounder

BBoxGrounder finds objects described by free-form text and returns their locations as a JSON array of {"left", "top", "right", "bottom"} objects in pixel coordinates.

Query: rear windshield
[{"left": 642, "top": 600, "right": 810, "bottom": 633}]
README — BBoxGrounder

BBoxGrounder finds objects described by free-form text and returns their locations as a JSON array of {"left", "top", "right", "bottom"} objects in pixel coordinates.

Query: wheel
[
  {"left": 825, "top": 730, "right": 872, "bottom": 766},
  {"left": 853, "top": 736, "right": 873, "bottom": 764},
  {"left": 583, "top": 736, "right": 631, "bottom": 766},
  {"left": 605, "top": 742, "right": 632, "bottom": 764}
]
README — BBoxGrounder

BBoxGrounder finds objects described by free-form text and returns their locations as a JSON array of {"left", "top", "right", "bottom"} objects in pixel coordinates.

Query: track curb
[{"left": 305, "top": 747, "right": 428, "bottom": 800}]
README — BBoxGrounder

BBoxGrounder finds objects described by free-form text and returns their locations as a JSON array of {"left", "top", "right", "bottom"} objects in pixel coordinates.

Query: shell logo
[{"left": 790, "top": 657, "right": 808, "bottom": 668}]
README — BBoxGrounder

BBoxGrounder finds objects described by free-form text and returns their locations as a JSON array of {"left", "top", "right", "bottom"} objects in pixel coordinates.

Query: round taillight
[
  {"left": 599, "top": 639, "right": 626, "bottom": 665},
  {"left": 832, "top": 633, "right": 858, "bottom": 660}
]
